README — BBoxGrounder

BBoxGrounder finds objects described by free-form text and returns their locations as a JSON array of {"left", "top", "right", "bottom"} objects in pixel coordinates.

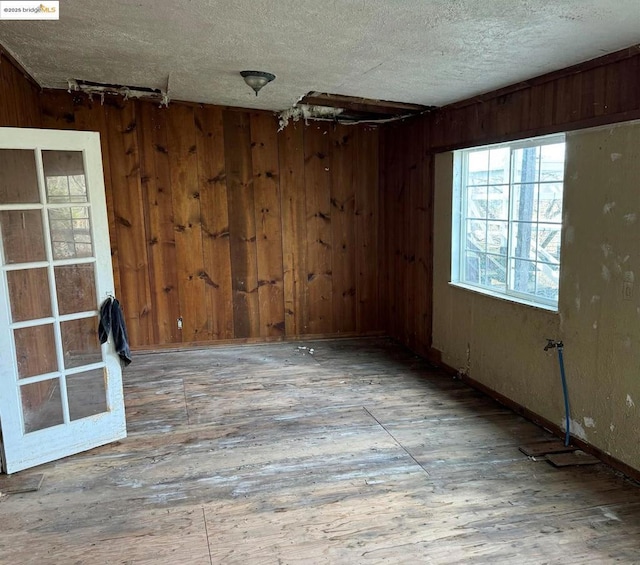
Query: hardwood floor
[{"left": 1, "top": 338, "right": 640, "bottom": 564}]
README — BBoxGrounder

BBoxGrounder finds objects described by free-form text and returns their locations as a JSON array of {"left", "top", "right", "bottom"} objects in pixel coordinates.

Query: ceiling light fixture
[{"left": 240, "top": 70, "right": 276, "bottom": 96}]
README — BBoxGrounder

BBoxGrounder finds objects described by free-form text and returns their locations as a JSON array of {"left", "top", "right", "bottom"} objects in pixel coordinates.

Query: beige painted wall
[{"left": 433, "top": 121, "right": 640, "bottom": 472}]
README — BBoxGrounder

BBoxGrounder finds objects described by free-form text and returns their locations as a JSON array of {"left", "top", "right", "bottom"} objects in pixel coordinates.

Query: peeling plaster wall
[
  {"left": 433, "top": 121, "right": 640, "bottom": 471},
  {"left": 560, "top": 122, "right": 640, "bottom": 465}
]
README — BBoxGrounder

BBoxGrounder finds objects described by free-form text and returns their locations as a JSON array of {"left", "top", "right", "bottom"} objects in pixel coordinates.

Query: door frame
[{"left": 0, "top": 127, "right": 126, "bottom": 474}]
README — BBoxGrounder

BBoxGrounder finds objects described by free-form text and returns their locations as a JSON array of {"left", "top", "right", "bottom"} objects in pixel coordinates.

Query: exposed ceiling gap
[
  {"left": 2, "top": 2, "right": 640, "bottom": 111},
  {"left": 300, "top": 91, "right": 433, "bottom": 120},
  {"left": 68, "top": 79, "right": 169, "bottom": 106}
]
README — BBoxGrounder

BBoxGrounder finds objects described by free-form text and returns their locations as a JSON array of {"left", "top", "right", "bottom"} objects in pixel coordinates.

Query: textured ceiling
[{"left": 1, "top": 0, "right": 640, "bottom": 111}]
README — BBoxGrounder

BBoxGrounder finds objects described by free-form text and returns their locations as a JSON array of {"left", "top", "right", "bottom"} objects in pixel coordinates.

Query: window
[{"left": 452, "top": 134, "right": 566, "bottom": 309}]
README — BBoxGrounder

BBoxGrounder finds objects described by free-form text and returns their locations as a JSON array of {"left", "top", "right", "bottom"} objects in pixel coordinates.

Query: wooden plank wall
[
  {"left": 36, "top": 91, "right": 381, "bottom": 349},
  {"left": 428, "top": 45, "right": 640, "bottom": 152},
  {"left": 378, "top": 118, "right": 433, "bottom": 357},
  {"left": 0, "top": 51, "right": 41, "bottom": 127},
  {"left": 6, "top": 42, "right": 640, "bottom": 356},
  {"left": 380, "top": 44, "right": 640, "bottom": 357}
]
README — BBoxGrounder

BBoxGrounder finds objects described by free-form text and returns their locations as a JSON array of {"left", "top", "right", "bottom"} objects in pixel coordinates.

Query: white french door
[{"left": 0, "top": 128, "right": 126, "bottom": 474}]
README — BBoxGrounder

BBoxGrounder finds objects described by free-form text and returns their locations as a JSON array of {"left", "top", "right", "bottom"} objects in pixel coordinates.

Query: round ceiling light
[{"left": 240, "top": 70, "right": 276, "bottom": 96}]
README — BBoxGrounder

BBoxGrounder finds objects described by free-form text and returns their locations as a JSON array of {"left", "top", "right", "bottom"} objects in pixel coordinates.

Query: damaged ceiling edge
[
  {"left": 63, "top": 77, "right": 435, "bottom": 128},
  {"left": 277, "top": 91, "right": 435, "bottom": 129},
  {"left": 2, "top": 39, "right": 435, "bottom": 128},
  {"left": 67, "top": 79, "right": 170, "bottom": 107}
]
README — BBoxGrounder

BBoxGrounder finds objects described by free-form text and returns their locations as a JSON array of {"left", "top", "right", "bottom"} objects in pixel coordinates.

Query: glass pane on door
[
  {"left": 14, "top": 324, "right": 58, "bottom": 378},
  {"left": 48, "top": 206, "right": 93, "bottom": 259},
  {"left": 43, "top": 150, "right": 88, "bottom": 203},
  {"left": 0, "top": 149, "right": 39, "bottom": 204},
  {"left": 0, "top": 210, "right": 46, "bottom": 264},
  {"left": 20, "top": 378, "right": 64, "bottom": 433},
  {"left": 55, "top": 264, "right": 97, "bottom": 314},
  {"left": 67, "top": 368, "right": 108, "bottom": 421},
  {"left": 7, "top": 268, "right": 52, "bottom": 321},
  {"left": 61, "top": 316, "right": 102, "bottom": 368}
]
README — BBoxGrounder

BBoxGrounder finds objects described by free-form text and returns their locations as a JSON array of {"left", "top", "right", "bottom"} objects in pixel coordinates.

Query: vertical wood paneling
[
  {"left": 12, "top": 75, "right": 380, "bottom": 349},
  {"left": 604, "top": 62, "right": 622, "bottom": 115},
  {"left": 620, "top": 56, "right": 639, "bottom": 124},
  {"left": 355, "top": 126, "right": 379, "bottom": 333},
  {"left": 166, "top": 104, "right": 208, "bottom": 342},
  {"left": 223, "top": 111, "right": 260, "bottom": 339},
  {"left": 279, "top": 121, "right": 308, "bottom": 337},
  {"left": 404, "top": 121, "right": 419, "bottom": 349},
  {"left": 331, "top": 125, "right": 356, "bottom": 333},
  {"left": 0, "top": 54, "right": 40, "bottom": 128},
  {"left": 0, "top": 56, "right": 15, "bottom": 125},
  {"left": 382, "top": 123, "right": 402, "bottom": 340},
  {"left": 195, "top": 105, "right": 234, "bottom": 340},
  {"left": 377, "top": 127, "right": 389, "bottom": 333},
  {"left": 138, "top": 103, "right": 181, "bottom": 344},
  {"left": 430, "top": 50, "right": 640, "bottom": 153},
  {"left": 304, "top": 123, "right": 333, "bottom": 334},
  {"left": 39, "top": 89, "right": 75, "bottom": 129},
  {"left": 250, "top": 112, "right": 285, "bottom": 337},
  {"left": 379, "top": 118, "right": 433, "bottom": 354},
  {"left": 104, "top": 101, "right": 153, "bottom": 346},
  {"left": 413, "top": 120, "right": 429, "bottom": 352},
  {"left": 580, "top": 68, "right": 598, "bottom": 121},
  {"left": 554, "top": 76, "right": 575, "bottom": 125},
  {"left": 592, "top": 66, "right": 607, "bottom": 117},
  {"left": 394, "top": 126, "right": 408, "bottom": 343},
  {"left": 418, "top": 151, "right": 434, "bottom": 356}
]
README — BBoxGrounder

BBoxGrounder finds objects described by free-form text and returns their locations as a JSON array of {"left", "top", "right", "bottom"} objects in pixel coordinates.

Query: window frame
[{"left": 451, "top": 133, "right": 566, "bottom": 310}]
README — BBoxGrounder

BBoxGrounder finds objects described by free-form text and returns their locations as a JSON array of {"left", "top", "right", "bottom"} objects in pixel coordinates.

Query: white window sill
[{"left": 448, "top": 281, "right": 559, "bottom": 313}]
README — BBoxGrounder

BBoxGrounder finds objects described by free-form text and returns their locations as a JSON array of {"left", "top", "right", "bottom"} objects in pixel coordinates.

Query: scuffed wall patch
[
  {"left": 603, "top": 202, "right": 616, "bottom": 214},
  {"left": 567, "top": 418, "right": 588, "bottom": 440},
  {"left": 458, "top": 342, "right": 471, "bottom": 377},
  {"left": 610, "top": 152, "right": 623, "bottom": 161},
  {"left": 583, "top": 416, "right": 596, "bottom": 428},
  {"left": 626, "top": 394, "right": 635, "bottom": 408},
  {"left": 623, "top": 212, "right": 637, "bottom": 224}
]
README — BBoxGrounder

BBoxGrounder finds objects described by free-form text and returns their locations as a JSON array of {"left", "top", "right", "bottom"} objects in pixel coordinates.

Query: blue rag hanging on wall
[{"left": 98, "top": 296, "right": 132, "bottom": 367}]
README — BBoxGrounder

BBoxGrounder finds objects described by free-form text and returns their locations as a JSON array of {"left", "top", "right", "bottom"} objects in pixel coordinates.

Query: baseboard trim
[
  {"left": 428, "top": 347, "right": 640, "bottom": 484},
  {"left": 132, "top": 331, "right": 387, "bottom": 354}
]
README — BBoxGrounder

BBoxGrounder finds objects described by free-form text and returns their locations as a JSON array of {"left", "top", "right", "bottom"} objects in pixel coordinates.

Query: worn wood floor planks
[{"left": 1, "top": 338, "right": 640, "bottom": 564}]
